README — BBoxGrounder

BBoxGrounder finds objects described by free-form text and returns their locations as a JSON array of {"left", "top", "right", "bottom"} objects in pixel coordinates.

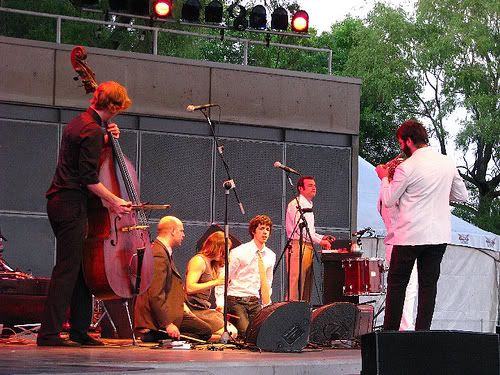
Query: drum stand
[{"left": 90, "top": 298, "right": 118, "bottom": 338}]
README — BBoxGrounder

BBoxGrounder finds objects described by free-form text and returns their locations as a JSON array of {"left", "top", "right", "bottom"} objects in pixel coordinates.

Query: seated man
[
  {"left": 134, "top": 216, "right": 211, "bottom": 342},
  {"left": 215, "top": 215, "right": 276, "bottom": 337}
]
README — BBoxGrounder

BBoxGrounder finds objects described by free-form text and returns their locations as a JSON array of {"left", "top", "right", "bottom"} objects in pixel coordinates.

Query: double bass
[{"left": 71, "top": 46, "right": 154, "bottom": 300}]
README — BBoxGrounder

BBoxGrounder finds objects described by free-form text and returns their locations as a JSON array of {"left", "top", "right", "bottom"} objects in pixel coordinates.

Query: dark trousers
[
  {"left": 227, "top": 296, "right": 261, "bottom": 337},
  {"left": 383, "top": 244, "right": 447, "bottom": 331},
  {"left": 38, "top": 191, "right": 92, "bottom": 339},
  {"left": 142, "top": 313, "right": 212, "bottom": 342}
]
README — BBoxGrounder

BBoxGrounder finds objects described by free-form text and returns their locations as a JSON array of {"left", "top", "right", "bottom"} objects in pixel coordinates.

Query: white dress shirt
[
  {"left": 378, "top": 187, "right": 399, "bottom": 246},
  {"left": 286, "top": 194, "right": 323, "bottom": 244},
  {"left": 215, "top": 239, "right": 276, "bottom": 307},
  {"left": 381, "top": 147, "right": 468, "bottom": 246}
]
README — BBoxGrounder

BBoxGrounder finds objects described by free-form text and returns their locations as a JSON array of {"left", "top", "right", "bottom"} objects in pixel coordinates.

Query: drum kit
[
  {"left": 342, "top": 257, "right": 385, "bottom": 296},
  {"left": 338, "top": 227, "right": 387, "bottom": 297}
]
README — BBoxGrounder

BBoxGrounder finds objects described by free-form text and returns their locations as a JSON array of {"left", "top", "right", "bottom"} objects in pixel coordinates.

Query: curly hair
[
  {"left": 91, "top": 81, "right": 132, "bottom": 114},
  {"left": 248, "top": 215, "right": 273, "bottom": 238},
  {"left": 198, "top": 231, "right": 231, "bottom": 276},
  {"left": 395, "top": 119, "right": 429, "bottom": 146}
]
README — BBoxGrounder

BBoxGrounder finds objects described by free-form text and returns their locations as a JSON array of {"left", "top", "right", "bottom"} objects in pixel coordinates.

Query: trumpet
[{"left": 382, "top": 152, "right": 406, "bottom": 181}]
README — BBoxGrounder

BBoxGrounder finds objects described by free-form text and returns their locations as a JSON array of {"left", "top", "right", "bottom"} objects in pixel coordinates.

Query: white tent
[{"left": 357, "top": 156, "right": 499, "bottom": 332}]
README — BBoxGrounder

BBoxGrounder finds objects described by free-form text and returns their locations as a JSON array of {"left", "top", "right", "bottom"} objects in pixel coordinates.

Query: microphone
[
  {"left": 273, "top": 161, "right": 301, "bottom": 176},
  {"left": 352, "top": 227, "right": 372, "bottom": 237},
  {"left": 186, "top": 103, "right": 218, "bottom": 112}
]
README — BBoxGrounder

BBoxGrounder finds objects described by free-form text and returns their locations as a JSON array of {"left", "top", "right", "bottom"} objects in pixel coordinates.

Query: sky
[{"left": 296, "top": 0, "right": 415, "bottom": 32}]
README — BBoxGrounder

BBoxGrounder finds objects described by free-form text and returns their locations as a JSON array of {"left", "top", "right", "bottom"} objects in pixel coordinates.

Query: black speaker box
[
  {"left": 245, "top": 301, "right": 311, "bottom": 352},
  {"left": 310, "top": 302, "right": 358, "bottom": 345},
  {"left": 361, "top": 330, "right": 500, "bottom": 375}
]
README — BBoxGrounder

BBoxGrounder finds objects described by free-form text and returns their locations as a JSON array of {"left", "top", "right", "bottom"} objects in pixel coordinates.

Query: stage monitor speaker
[
  {"left": 245, "top": 301, "right": 311, "bottom": 352},
  {"left": 195, "top": 224, "right": 242, "bottom": 252},
  {"left": 361, "top": 330, "right": 500, "bottom": 375},
  {"left": 310, "top": 302, "right": 357, "bottom": 345}
]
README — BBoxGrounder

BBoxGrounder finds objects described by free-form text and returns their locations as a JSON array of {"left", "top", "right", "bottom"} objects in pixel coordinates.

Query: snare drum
[{"left": 342, "top": 257, "right": 385, "bottom": 296}]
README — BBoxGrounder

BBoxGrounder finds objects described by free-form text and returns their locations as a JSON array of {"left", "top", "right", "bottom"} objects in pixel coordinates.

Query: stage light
[
  {"left": 271, "top": 7, "right": 288, "bottom": 31},
  {"left": 181, "top": 0, "right": 200, "bottom": 22},
  {"left": 249, "top": 5, "right": 267, "bottom": 30},
  {"left": 205, "top": 0, "right": 223, "bottom": 23},
  {"left": 152, "top": 0, "right": 172, "bottom": 18},
  {"left": 228, "top": 3, "right": 248, "bottom": 31},
  {"left": 291, "top": 10, "right": 309, "bottom": 33}
]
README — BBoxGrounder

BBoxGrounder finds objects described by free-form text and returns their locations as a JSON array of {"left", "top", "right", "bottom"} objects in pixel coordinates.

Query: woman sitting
[{"left": 185, "top": 231, "right": 237, "bottom": 338}]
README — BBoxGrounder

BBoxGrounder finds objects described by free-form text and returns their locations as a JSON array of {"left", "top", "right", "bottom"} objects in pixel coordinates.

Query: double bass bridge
[{"left": 120, "top": 225, "right": 150, "bottom": 232}]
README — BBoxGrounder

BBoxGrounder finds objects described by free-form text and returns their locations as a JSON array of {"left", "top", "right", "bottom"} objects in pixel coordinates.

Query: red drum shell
[{"left": 342, "top": 257, "right": 385, "bottom": 296}]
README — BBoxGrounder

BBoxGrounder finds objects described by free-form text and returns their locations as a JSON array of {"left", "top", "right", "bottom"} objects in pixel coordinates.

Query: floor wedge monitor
[{"left": 245, "top": 301, "right": 311, "bottom": 352}]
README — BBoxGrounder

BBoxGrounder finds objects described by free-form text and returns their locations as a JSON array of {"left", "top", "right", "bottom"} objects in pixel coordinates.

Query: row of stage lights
[{"left": 76, "top": 1, "right": 310, "bottom": 33}]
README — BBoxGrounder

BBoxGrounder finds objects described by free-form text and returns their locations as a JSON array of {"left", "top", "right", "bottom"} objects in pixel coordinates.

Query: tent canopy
[{"left": 357, "top": 157, "right": 499, "bottom": 251}]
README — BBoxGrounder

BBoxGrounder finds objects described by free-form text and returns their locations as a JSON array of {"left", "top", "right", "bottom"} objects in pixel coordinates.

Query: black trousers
[
  {"left": 38, "top": 191, "right": 92, "bottom": 339},
  {"left": 383, "top": 244, "right": 447, "bottom": 331},
  {"left": 227, "top": 296, "right": 261, "bottom": 337}
]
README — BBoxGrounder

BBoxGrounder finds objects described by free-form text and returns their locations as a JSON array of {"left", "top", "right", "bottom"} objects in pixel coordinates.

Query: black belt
[{"left": 228, "top": 296, "right": 259, "bottom": 302}]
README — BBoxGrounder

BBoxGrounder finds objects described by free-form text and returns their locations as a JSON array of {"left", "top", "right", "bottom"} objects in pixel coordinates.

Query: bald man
[{"left": 134, "top": 216, "right": 211, "bottom": 342}]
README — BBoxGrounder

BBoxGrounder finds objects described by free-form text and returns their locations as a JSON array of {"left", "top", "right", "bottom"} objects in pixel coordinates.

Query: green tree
[
  {"left": 339, "top": 1, "right": 498, "bottom": 233},
  {"left": 340, "top": 7, "right": 421, "bottom": 165},
  {"left": 417, "top": 0, "right": 499, "bottom": 233}
]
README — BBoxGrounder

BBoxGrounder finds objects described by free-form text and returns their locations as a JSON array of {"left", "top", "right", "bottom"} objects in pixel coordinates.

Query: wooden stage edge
[{"left": 0, "top": 338, "right": 362, "bottom": 375}]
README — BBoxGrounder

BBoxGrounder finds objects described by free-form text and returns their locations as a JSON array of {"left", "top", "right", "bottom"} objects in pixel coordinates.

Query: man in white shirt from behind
[
  {"left": 378, "top": 174, "right": 418, "bottom": 330},
  {"left": 215, "top": 215, "right": 276, "bottom": 337},
  {"left": 376, "top": 119, "right": 468, "bottom": 331}
]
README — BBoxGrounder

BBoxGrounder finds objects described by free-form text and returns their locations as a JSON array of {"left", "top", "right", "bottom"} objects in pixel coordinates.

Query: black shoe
[
  {"left": 69, "top": 332, "right": 105, "bottom": 346},
  {"left": 37, "top": 336, "right": 81, "bottom": 347},
  {"left": 139, "top": 330, "right": 170, "bottom": 343}
]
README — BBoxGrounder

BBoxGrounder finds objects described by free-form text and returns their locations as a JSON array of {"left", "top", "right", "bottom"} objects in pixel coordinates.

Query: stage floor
[{"left": 0, "top": 337, "right": 362, "bottom": 375}]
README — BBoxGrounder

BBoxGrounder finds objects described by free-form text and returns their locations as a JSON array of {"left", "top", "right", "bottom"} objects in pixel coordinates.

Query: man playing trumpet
[
  {"left": 376, "top": 119, "right": 468, "bottom": 331},
  {"left": 378, "top": 152, "right": 418, "bottom": 330}
]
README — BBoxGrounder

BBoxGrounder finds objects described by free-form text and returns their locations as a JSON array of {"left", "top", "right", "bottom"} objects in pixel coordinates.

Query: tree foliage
[{"left": 416, "top": 0, "right": 499, "bottom": 233}]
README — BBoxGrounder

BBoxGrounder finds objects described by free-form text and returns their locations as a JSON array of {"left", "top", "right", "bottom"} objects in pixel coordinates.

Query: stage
[{"left": 0, "top": 337, "right": 362, "bottom": 375}]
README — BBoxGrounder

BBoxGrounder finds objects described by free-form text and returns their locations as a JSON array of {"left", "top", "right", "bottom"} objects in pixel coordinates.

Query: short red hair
[{"left": 91, "top": 81, "right": 132, "bottom": 114}]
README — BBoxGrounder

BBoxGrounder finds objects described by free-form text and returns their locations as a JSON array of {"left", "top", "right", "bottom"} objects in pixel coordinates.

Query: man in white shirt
[
  {"left": 215, "top": 215, "right": 276, "bottom": 337},
  {"left": 285, "top": 176, "right": 331, "bottom": 302},
  {"left": 376, "top": 119, "right": 468, "bottom": 331},
  {"left": 378, "top": 172, "right": 418, "bottom": 331}
]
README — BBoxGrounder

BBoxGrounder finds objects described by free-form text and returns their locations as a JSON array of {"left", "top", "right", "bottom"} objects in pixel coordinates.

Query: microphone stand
[
  {"left": 198, "top": 108, "right": 245, "bottom": 344},
  {"left": 274, "top": 214, "right": 300, "bottom": 301}
]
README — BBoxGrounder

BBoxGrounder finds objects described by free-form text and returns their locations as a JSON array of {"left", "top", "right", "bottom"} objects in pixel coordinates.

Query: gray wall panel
[
  {"left": 214, "top": 138, "right": 284, "bottom": 225},
  {"left": 0, "top": 119, "right": 58, "bottom": 213},
  {"left": 0, "top": 103, "right": 59, "bottom": 123},
  {"left": 0, "top": 215, "right": 54, "bottom": 277},
  {"left": 140, "top": 132, "right": 213, "bottom": 222},
  {"left": 1, "top": 37, "right": 360, "bottom": 135},
  {"left": 0, "top": 41, "right": 54, "bottom": 105}
]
